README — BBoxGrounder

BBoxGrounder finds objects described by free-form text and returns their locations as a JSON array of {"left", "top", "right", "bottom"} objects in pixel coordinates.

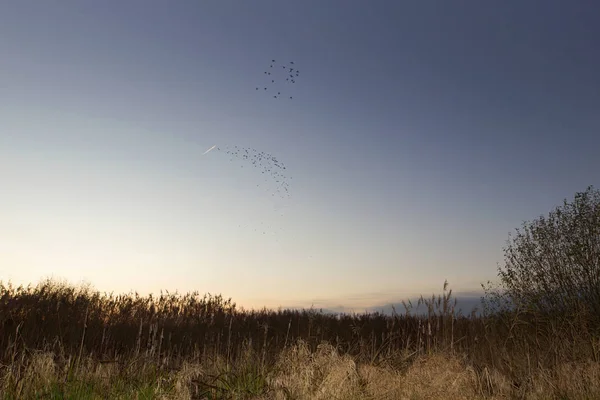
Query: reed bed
[{"left": 1, "top": 278, "right": 599, "bottom": 399}]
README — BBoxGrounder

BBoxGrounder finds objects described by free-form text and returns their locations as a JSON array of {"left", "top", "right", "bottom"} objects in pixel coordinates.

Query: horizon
[
  {"left": 1, "top": 1, "right": 599, "bottom": 311},
  {"left": 0, "top": 275, "right": 485, "bottom": 317}
]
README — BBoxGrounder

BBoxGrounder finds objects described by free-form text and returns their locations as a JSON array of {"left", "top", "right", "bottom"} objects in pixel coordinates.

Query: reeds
[{"left": 1, "top": 278, "right": 598, "bottom": 399}]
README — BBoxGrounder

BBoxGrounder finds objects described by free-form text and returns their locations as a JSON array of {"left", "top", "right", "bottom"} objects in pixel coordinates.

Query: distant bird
[{"left": 257, "top": 59, "right": 301, "bottom": 100}]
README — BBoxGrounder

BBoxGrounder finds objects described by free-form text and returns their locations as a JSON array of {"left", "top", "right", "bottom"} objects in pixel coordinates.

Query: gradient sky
[{"left": 1, "top": 1, "right": 599, "bottom": 312}]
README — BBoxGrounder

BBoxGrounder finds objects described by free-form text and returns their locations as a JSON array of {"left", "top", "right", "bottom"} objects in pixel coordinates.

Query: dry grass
[
  {"left": 1, "top": 278, "right": 599, "bottom": 399},
  {"left": 2, "top": 340, "right": 599, "bottom": 399}
]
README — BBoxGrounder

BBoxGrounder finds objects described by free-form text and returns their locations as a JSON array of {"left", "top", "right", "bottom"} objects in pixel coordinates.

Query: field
[{"left": 1, "top": 279, "right": 599, "bottom": 399}]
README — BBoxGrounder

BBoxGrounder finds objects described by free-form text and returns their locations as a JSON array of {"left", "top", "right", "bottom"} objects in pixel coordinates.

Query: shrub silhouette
[{"left": 486, "top": 185, "right": 600, "bottom": 321}]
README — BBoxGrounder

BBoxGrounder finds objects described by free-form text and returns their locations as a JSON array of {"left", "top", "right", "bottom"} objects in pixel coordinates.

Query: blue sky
[{"left": 1, "top": 0, "right": 599, "bottom": 312}]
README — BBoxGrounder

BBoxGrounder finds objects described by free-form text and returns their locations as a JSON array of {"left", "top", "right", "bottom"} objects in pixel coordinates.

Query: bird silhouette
[{"left": 257, "top": 58, "right": 300, "bottom": 100}]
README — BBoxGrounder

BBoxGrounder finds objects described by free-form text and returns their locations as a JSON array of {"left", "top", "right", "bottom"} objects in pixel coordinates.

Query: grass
[{"left": 1, "top": 278, "right": 599, "bottom": 399}]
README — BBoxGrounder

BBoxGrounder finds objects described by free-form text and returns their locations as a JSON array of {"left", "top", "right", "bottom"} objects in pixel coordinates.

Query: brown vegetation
[{"left": 0, "top": 278, "right": 598, "bottom": 399}]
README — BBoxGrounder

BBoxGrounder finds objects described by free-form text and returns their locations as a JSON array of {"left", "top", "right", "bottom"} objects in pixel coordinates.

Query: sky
[{"left": 1, "top": 0, "right": 599, "bottom": 312}]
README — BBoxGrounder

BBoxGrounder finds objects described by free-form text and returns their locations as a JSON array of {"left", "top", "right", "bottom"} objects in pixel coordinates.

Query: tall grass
[{"left": 1, "top": 278, "right": 599, "bottom": 399}]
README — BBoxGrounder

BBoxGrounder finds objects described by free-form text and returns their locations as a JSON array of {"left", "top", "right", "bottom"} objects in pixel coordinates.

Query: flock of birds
[
  {"left": 203, "top": 58, "right": 299, "bottom": 236},
  {"left": 213, "top": 145, "right": 291, "bottom": 201},
  {"left": 256, "top": 59, "right": 300, "bottom": 100}
]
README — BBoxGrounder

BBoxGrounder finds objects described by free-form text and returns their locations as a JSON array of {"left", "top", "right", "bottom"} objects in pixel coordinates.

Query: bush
[{"left": 487, "top": 185, "right": 600, "bottom": 319}]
